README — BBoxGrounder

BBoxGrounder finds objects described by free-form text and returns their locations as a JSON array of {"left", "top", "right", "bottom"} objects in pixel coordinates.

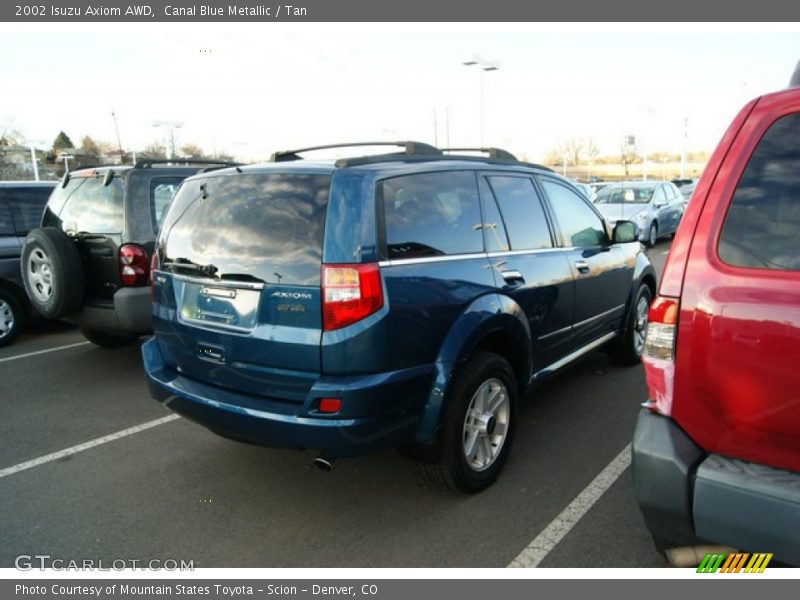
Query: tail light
[
  {"left": 322, "top": 263, "right": 383, "bottom": 331},
  {"left": 118, "top": 244, "right": 149, "bottom": 287},
  {"left": 642, "top": 296, "right": 679, "bottom": 416}
]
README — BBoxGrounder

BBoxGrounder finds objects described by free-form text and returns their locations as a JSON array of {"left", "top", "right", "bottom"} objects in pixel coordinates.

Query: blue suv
[{"left": 142, "top": 142, "right": 656, "bottom": 492}]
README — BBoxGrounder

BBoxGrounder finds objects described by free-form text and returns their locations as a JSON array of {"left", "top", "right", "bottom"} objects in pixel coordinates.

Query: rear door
[
  {"left": 1, "top": 185, "right": 53, "bottom": 288},
  {"left": 0, "top": 192, "right": 22, "bottom": 286},
  {"left": 478, "top": 173, "right": 575, "bottom": 370},
  {"left": 153, "top": 171, "right": 330, "bottom": 402},
  {"left": 676, "top": 103, "right": 800, "bottom": 472},
  {"left": 43, "top": 175, "right": 125, "bottom": 300}
]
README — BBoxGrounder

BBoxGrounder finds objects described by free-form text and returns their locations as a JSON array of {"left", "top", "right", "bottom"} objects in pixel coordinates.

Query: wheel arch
[{"left": 415, "top": 292, "right": 532, "bottom": 444}]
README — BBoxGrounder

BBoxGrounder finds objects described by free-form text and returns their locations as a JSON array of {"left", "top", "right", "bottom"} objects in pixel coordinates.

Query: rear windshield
[
  {"left": 595, "top": 186, "right": 655, "bottom": 204},
  {"left": 43, "top": 176, "right": 124, "bottom": 234},
  {"left": 160, "top": 173, "right": 331, "bottom": 286}
]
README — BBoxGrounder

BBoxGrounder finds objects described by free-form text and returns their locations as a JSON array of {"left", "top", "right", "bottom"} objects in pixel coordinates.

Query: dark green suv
[{"left": 21, "top": 160, "right": 237, "bottom": 347}]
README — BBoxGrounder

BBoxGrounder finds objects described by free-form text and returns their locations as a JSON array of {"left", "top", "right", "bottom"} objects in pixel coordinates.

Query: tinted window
[
  {"left": 162, "top": 173, "right": 330, "bottom": 286},
  {"left": 478, "top": 178, "right": 510, "bottom": 252},
  {"left": 52, "top": 177, "right": 124, "bottom": 233},
  {"left": 151, "top": 178, "right": 183, "bottom": 230},
  {"left": 485, "top": 176, "right": 552, "bottom": 250},
  {"left": 541, "top": 179, "right": 609, "bottom": 247},
  {"left": 7, "top": 186, "right": 51, "bottom": 234},
  {"left": 381, "top": 171, "right": 482, "bottom": 259},
  {"left": 0, "top": 199, "right": 13, "bottom": 235},
  {"left": 719, "top": 112, "right": 800, "bottom": 271}
]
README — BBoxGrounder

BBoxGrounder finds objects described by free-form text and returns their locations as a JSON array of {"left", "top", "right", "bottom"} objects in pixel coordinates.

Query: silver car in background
[{"left": 593, "top": 181, "right": 684, "bottom": 247}]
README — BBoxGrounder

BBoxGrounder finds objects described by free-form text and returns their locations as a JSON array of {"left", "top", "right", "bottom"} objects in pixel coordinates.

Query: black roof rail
[
  {"left": 134, "top": 159, "right": 243, "bottom": 169},
  {"left": 440, "top": 147, "right": 518, "bottom": 161},
  {"left": 270, "top": 141, "right": 441, "bottom": 163}
]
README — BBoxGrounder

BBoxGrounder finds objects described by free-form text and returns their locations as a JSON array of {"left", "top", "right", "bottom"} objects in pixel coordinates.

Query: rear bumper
[
  {"left": 632, "top": 410, "right": 800, "bottom": 565},
  {"left": 75, "top": 287, "right": 152, "bottom": 335},
  {"left": 141, "top": 338, "right": 434, "bottom": 456}
]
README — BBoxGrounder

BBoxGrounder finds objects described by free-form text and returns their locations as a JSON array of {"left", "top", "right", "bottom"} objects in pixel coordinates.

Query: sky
[{"left": 1, "top": 23, "right": 799, "bottom": 163}]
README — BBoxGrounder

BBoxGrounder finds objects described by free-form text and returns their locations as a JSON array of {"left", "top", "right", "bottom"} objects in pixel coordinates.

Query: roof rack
[
  {"left": 440, "top": 147, "right": 518, "bottom": 161},
  {"left": 270, "top": 141, "right": 441, "bottom": 163},
  {"left": 133, "top": 159, "right": 242, "bottom": 169}
]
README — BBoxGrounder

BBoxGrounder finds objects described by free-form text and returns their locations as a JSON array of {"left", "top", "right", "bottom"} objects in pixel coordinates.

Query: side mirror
[
  {"left": 654, "top": 200, "right": 666, "bottom": 208},
  {"left": 613, "top": 220, "right": 638, "bottom": 243}
]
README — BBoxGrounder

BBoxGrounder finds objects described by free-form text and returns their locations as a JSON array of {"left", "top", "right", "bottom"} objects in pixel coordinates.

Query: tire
[
  {"left": 80, "top": 327, "right": 137, "bottom": 348},
  {"left": 647, "top": 223, "right": 658, "bottom": 248},
  {"left": 612, "top": 284, "right": 652, "bottom": 365},
  {"left": 422, "top": 351, "right": 518, "bottom": 493},
  {"left": 0, "top": 289, "right": 25, "bottom": 347},
  {"left": 21, "top": 227, "right": 84, "bottom": 319}
]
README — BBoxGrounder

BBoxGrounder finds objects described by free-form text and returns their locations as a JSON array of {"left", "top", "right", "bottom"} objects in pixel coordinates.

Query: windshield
[{"left": 594, "top": 186, "right": 655, "bottom": 204}]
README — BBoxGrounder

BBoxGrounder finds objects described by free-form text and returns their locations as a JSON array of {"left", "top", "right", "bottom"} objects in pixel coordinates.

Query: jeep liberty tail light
[
  {"left": 322, "top": 263, "right": 383, "bottom": 331},
  {"left": 119, "top": 244, "right": 149, "bottom": 287},
  {"left": 642, "top": 296, "right": 679, "bottom": 416}
]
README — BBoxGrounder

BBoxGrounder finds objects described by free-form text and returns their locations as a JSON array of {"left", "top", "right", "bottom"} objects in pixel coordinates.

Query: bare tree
[{"left": 180, "top": 143, "right": 205, "bottom": 159}]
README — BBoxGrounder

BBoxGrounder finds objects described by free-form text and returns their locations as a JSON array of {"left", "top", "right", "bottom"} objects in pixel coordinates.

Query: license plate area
[{"left": 177, "top": 279, "right": 261, "bottom": 332}]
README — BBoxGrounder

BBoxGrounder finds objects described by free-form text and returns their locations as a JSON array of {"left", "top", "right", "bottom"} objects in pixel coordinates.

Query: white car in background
[{"left": 594, "top": 181, "right": 684, "bottom": 247}]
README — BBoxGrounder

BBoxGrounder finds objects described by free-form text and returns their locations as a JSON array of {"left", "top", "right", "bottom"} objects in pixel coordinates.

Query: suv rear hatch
[{"left": 152, "top": 170, "right": 331, "bottom": 403}]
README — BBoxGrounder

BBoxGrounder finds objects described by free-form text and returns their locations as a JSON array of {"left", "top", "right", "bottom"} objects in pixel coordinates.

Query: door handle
[
  {"left": 501, "top": 270, "right": 525, "bottom": 284},
  {"left": 574, "top": 260, "right": 590, "bottom": 274}
]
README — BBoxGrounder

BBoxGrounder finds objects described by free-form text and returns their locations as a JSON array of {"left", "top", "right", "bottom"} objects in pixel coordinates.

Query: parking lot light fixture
[{"left": 463, "top": 56, "right": 500, "bottom": 146}]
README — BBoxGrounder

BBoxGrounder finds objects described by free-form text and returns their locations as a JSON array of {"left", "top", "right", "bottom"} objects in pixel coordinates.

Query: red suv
[{"left": 632, "top": 83, "right": 800, "bottom": 565}]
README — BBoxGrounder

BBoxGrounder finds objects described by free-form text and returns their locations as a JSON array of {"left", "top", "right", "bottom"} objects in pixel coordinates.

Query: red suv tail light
[
  {"left": 118, "top": 244, "right": 149, "bottom": 287},
  {"left": 322, "top": 263, "right": 383, "bottom": 331},
  {"left": 642, "top": 296, "right": 679, "bottom": 416}
]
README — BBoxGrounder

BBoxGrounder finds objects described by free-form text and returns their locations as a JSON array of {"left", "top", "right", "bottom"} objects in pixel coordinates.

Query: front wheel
[
  {"left": 423, "top": 351, "right": 518, "bottom": 493},
  {"left": 647, "top": 223, "right": 658, "bottom": 248},
  {"left": 612, "top": 284, "right": 652, "bottom": 365}
]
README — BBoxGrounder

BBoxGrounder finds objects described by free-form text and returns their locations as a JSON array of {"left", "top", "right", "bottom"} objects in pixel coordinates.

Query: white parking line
[
  {"left": 0, "top": 415, "right": 181, "bottom": 480},
  {"left": 0, "top": 341, "right": 91, "bottom": 363},
  {"left": 508, "top": 443, "right": 632, "bottom": 568}
]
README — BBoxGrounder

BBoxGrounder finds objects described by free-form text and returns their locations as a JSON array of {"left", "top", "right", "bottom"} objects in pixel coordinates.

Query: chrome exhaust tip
[{"left": 312, "top": 455, "right": 338, "bottom": 472}]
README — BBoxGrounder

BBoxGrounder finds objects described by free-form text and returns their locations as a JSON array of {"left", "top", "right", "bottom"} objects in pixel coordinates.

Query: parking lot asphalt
[{"left": 0, "top": 243, "right": 671, "bottom": 569}]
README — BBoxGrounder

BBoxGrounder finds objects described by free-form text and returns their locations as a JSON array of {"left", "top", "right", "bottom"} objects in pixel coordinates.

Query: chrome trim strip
[
  {"left": 487, "top": 248, "right": 572, "bottom": 258},
  {"left": 378, "top": 253, "right": 487, "bottom": 267},
  {"left": 531, "top": 331, "right": 617, "bottom": 383},
  {"left": 573, "top": 304, "right": 625, "bottom": 330},
  {"left": 377, "top": 248, "right": 577, "bottom": 267},
  {"left": 162, "top": 271, "right": 266, "bottom": 290}
]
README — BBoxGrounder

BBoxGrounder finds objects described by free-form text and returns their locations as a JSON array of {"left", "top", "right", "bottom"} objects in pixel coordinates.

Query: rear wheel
[
  {"left": 423, "top": 351, "right": 517, "bottom": 493},
  {"left": 80, "top": 327, "right": 138, "bottom": 348},
  {"left": 0, "top": 290, "right": 25, "bottom": 347},
  {"left": 612, "top": 284, "right": 652, "bottom": 365},
  {"left": 21, "top": 227, "right": 84, "bottom": 319}
]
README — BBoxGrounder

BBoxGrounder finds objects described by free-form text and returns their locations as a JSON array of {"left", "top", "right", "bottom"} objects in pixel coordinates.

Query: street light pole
[
  {"left": 29, "top": 145, "right": 40, "bottom": 181},
  {"left": 463, "top": 56, "right": 499, "bottom": 146},
  {"left": 152, "top": 120, "right": 183, "bottom": 160}
]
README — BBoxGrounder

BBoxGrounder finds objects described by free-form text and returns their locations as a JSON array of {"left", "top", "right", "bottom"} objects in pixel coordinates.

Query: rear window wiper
[
  {"left": 163, "top": 258, "right": 219, "bottom": 278},
  {"left": 219, "top": 273, "right": 266, "bottom": 284}
]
